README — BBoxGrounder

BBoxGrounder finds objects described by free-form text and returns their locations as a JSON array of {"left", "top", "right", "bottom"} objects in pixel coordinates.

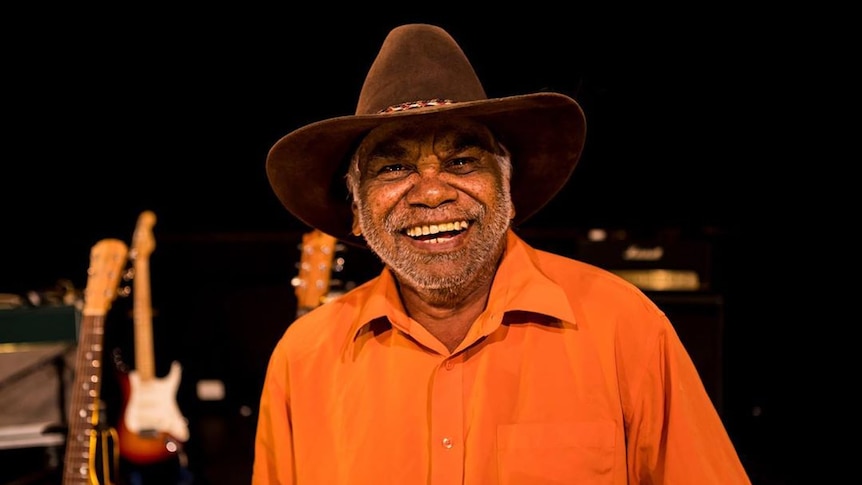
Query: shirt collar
[
  {"left": 476, "top": 230, "right": 576, "bottom": 337},
  {"left": 349, "top": 229, "right": 576, "bottom": 341}
]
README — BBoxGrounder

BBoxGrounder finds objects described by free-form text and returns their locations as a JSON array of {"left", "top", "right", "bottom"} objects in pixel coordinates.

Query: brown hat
[{"left": 266, "top": 23, "right": 587, "bottom": 247}]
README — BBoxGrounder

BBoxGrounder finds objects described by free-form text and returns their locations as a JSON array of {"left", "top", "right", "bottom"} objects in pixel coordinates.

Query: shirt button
[
  {"left": 441, "top": 437, "right": 453, "bottom": 449},
  {"left": 445, "top": 360, "right": 455, "bottom": 370}
]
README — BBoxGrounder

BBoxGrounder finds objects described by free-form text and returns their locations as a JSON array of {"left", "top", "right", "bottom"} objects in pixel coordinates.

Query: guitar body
[{"left": 117, "top": 361, "right": 188, "bottom": 465}]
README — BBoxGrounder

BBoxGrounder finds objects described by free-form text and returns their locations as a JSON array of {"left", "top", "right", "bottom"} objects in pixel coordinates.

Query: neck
[
  {"left": 397, "top": 265, "right": 495, "bottom": 353},
  {"left": 392, "top": 231, "right": 507, "bottom": 352}
]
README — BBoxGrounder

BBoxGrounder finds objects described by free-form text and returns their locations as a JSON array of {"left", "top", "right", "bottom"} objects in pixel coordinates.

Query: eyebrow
[
  {"left": 366, "top": 140, "right": 408, "bottom": 161},
  {"left": 449, "top": 132, "right": 495, "bottom": 153}
]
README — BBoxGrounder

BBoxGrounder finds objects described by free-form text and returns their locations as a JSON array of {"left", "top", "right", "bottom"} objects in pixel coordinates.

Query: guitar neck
[
  {"left": 132, "top": 256, "right": 155, "bottom": 380},
  {"left": 130, "top": 209, "right": 157, "bottom": 381},
  {"left": 295, "top": 229, "right": 339, "bottom": 318},
  {"left": 62, "top": 314, "right": 108, "bottom": 485}
]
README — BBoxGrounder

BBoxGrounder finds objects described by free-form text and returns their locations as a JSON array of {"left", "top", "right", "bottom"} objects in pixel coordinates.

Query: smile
[{"left": 404, "top": 220, "right": 470, "bottom": 242}]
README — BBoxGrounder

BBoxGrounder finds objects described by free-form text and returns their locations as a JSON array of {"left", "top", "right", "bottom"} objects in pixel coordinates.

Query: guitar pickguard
[{"left": 123, "top": 361, "right": 189, "bottom": 442}]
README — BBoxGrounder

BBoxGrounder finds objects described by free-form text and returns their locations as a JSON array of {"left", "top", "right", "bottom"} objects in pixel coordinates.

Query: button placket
[{"left": 429, "top": 354, "right": 465, "bottom": 483}]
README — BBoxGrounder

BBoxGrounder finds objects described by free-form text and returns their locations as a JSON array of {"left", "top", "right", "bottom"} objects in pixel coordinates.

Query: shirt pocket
[{"left": 496, "top": 421, "right": 616, "bottom": 485}]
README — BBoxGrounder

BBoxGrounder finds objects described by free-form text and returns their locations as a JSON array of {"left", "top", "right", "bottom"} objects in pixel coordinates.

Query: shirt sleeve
[
  {"left": 626, "top": 318, "right": 751, "bottom": 484},
  {"left": 252, "top": 344, "right": 295, "bottom": 485}
]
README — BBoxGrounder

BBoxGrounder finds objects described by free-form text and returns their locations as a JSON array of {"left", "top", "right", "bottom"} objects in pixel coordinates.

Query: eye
[
  {"left": 380, "top": 164, "right": 405, "bottom": 173},
  {"left": 446, "top": 157, "right": 477, "bottom": 174},
  {"left": 374, "top": 163, "right": 412, "bottom": 180}
]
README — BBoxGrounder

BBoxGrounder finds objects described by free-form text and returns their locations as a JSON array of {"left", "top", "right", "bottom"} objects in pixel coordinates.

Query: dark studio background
[{"left": 0, "top": 5, "right": 820, "bottom": 485}]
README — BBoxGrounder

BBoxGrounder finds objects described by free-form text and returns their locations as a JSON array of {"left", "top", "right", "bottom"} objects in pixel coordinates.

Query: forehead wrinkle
[
  {"left": 360, "top": 118, "right": 497, "bottom": 163},
  {"left": 366, "top": 138, "right": 409, "bottom": 161},
  {"left": 443, "top": 131, "right": 495, "bottom": 154}
]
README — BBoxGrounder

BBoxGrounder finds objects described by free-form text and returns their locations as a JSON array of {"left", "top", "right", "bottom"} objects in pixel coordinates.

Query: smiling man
[{"left": 253, "top": 24, "right": 751, "bottom": 484}]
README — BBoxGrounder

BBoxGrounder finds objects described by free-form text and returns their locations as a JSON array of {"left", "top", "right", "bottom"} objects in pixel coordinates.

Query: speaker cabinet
[{"left": 648, "top": 292, "right": 724, "bottom": 413}]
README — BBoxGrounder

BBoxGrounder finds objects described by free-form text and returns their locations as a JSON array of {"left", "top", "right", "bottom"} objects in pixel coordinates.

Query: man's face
[{"left": 350, "top": 117, "right": 514, "bottom": 292}]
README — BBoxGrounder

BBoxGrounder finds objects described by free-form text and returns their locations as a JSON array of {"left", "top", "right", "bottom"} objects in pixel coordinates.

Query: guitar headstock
[
  {"left": 83, "top": 238, "right": 129, "bottom": 316},
  {"left": 131, "top": 210, "right": 157, "bottom": 262},
  {"left": 293, "top": 229, "right": 342, "bottom": 314}
]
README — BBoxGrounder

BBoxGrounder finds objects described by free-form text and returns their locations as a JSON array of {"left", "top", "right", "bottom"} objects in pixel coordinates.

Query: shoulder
[
  {"left": 272, "top": 276, "right": 381, "bottom": 361},
  {"left": 524, "top": 243, "right": 670, "bottom": 350},
  {"left": 531, "top": 245, "right": 663, "bottom": 312}
]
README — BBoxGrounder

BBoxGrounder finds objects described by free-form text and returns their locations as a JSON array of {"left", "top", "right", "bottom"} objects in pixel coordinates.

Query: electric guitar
[
  {"left": 62, "top": 238, "right": 128, "bottom": 485},
  {"left": 117, "top": 210, "right": 189, "bottom": 465},
  {"left": 292, "top": 229, "right": 342, "bottom": 317}
]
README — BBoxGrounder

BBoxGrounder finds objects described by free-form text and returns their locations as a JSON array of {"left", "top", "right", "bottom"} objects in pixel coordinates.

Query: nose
[{"left": 405, "top": 165, "right": 458, "bottom": 208}]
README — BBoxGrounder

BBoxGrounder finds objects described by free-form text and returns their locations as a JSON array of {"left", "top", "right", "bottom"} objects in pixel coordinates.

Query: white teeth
[{"left": 405, "top": 220, "right": 469, "bottom": 237}]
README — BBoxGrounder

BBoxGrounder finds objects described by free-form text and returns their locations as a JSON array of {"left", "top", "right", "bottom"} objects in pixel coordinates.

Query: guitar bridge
[{"left": 138, "top": 429, "right": 159, "bottom": 438}]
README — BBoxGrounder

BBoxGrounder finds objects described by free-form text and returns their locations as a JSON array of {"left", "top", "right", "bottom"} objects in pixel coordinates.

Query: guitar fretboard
[{"left": 62, "top": 314, "right": 109, "bottom": 484}]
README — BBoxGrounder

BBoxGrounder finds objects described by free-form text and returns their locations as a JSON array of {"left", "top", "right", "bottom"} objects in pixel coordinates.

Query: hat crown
[{"left": 356, "top": 24, "right": 487, "bottom": 115}]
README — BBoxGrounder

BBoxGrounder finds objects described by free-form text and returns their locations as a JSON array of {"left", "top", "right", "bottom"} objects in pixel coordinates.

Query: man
[{"left": 254, "top": 23, "right": 750, "bottom": 484}]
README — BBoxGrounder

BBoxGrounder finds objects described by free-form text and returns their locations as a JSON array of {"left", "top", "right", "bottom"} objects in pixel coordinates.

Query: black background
[
  {"left": 2, "top": 7, "right": 790, "bottom": 287},
  {"left": 1, "top": 5, "right": 820, "bottom": 484}
]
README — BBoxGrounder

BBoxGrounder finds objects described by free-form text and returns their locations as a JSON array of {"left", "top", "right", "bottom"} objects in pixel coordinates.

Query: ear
[{"left": 351, "top": 202, "right": 362, "bottom": 236}]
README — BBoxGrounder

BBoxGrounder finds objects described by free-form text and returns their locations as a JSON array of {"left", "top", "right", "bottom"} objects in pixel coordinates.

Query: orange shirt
[{"left": 253, "top": 230, "right": 751, "bottom": 484}]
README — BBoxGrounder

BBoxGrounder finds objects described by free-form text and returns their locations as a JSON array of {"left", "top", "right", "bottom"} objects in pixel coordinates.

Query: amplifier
[
  {"left": 648, "top": 292, "right": 725, "bottom": 413},
  {"left": 0, "top": 305, "right": 79, "bottom": 442},
  {"left": 0, "top": 305, "right": 80, "bottom": 348},
  {"left": 576, "top": 234, "right": 714, "bottom": 292},
  {"left": 0, "top": 343, "right": 74, "bottom": 433}
]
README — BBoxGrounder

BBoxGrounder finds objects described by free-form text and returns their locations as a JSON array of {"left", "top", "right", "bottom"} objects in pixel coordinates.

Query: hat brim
[{"left": 266, "top": 92, "right": 586, "bottom": 247}]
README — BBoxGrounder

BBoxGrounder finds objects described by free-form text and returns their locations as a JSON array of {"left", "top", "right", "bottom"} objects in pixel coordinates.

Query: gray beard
[{"left": 356, "top": 188, "right": 512, "bottom": 305}]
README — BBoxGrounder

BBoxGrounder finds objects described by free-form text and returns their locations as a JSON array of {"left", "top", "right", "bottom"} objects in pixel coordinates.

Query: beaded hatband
[{"left": 377, "top": 99, "right": 454, "bottom": 114}]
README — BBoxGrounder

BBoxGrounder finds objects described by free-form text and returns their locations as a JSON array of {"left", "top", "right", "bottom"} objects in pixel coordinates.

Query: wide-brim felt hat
[{"left": 266, "top": 23, "right": 587, "bottom": 247}]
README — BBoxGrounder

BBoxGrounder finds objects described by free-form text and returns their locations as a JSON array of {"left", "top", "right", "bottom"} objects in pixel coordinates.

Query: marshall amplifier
[{"left": 576, "top": 234, "right": 715, "bottom": 292}]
